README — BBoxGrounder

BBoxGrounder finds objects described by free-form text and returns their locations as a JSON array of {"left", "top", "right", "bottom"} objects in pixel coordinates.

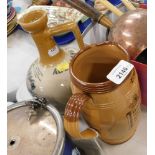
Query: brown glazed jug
[
  {"left": 64, "top": 42, "right": 141, "bottom": 144},
  {"left": 18, "top": 9, "right": 84, "bottom": 112}
]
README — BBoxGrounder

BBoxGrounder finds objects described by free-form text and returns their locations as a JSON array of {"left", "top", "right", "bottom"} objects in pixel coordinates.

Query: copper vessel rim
[{"left": 70, "top": 41, "right": 130, "bottom": 93}]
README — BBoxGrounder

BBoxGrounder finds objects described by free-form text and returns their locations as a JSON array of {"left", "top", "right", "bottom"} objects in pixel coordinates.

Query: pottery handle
[
  {"left": 64, "top": 93, "right": 104, "bottom": 155},
  {"left": 47, "top": 22, "right": 85, "bottom": 50},
  {"left": 122, "top": 0, "right": 136, "bottom": 10},
  {"left": 99, "top": 0, "right": 124, "bottom": 16},
  {"left": 64, "top": 93, "right": 98, "bottom": 139}
]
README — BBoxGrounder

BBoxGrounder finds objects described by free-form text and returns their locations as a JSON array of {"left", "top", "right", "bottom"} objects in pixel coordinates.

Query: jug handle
[
  {"left": 64, "top": 94, "right": 105, "bottom": 154},
  {"left": 64, "top": 93, "right": 98, "bottom": 139},
  {"left": 46, "top": 22, "right": 85, "bottom": 50}
]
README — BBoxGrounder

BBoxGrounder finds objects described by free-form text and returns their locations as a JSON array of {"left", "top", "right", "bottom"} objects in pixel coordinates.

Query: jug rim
[
  {"left": 70, "top": 41, "right": 131, "bottom": 93},
  {"left": 17, "top": 9, "right": 47, "bottom": 27}
]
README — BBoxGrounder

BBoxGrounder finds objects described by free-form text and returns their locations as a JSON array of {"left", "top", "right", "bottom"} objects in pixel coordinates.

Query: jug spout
[
  {"left": 18, "top": 9, "right": 85, "bottom": 65},
  {"left": 18, "top": 10, "right": 65, "bottom": 65},
  {"left": 18, "top": 10, "right": 48, "bottom": 33}
]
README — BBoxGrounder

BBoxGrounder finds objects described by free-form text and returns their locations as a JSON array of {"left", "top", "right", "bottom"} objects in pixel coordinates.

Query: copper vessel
[
  {"left": 99, "top": 0, "right": 147, "bottom": 105},
  {"left": 64, "top": 0, "right": 147, "bottom": 106},
  {"left": 64, "top": 42, "right": 141, "bottom": 144},
  {"left": 108, "top": 8, "right": 147, "bottom": 59},
  {"left": 64, "top": 0, "right": 147, "bottom": 59}
]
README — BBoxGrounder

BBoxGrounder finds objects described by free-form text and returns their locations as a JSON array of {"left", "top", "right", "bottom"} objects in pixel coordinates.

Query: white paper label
[
  {"left": 48, "top": 46, "right": 59, "bottom": 57},
  {"left": 106, "top": 60, "right": 134, "bottom": 84}
]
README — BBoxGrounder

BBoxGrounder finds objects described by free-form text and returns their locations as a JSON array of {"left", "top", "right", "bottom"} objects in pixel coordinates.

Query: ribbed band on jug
[{"left": 70, "top": 42, "right": 130, "bottom": 93}]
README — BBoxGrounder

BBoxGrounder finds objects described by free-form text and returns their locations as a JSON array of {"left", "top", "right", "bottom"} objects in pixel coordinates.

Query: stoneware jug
[
  {"left": 18, "top": 9, "right": 84, "bottom": 112},
  {"left": 64, "top": 42, "right": 141, "bottom": 144}
]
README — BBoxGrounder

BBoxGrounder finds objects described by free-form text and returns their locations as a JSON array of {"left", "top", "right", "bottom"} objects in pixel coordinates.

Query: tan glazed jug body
[
  {"left": 18, "top": 10, "right": 84, "bottom": 112},
  {"left": 64, "top": 42, "right": 141, "bottom": 144}
]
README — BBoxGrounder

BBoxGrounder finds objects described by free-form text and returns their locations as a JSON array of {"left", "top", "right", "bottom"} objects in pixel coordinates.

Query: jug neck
[{"left": 31, "top": 28, "right": 64, "bottom": 65}]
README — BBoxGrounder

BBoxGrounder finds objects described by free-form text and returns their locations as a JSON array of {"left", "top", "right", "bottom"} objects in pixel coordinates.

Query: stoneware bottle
[
  {"left": 64, "top": 42, "right": 141, "bottom": 144},
  {"left": 18, "top": 9, "right": 84, "bottom": 112}
]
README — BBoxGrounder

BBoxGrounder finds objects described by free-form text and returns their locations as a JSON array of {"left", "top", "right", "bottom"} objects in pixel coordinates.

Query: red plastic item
[
  {"left": 130, "top": 60, "right": 147, "bottom": 106},
  {"left": 139, "top": 3, "right": 147, "bottom": 9}
]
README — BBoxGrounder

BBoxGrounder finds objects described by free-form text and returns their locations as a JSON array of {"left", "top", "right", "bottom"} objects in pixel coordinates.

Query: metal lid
[{"left": 7, "top": 98, "right": 65, "bottom": 155}]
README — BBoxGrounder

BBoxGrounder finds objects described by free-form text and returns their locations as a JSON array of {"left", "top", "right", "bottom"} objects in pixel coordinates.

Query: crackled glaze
[{"left": 18, "top": 9, "right": 84, "bottom": 112}]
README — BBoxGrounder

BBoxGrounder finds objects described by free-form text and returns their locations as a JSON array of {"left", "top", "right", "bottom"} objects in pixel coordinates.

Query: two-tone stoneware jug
[
  {"left": 64, "top": 42, "right": 141, "bottom": 144},
  {"left": 18, "top": 9, "right": 84, "bottom": 112}
]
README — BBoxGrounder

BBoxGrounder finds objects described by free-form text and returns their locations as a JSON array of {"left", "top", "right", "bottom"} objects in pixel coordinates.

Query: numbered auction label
[
  {"left": 107, "top": 60, "right": 134, "bottom": 84},
  {"left": 48, "top": 46, "right": 59, "bottom": 57}
]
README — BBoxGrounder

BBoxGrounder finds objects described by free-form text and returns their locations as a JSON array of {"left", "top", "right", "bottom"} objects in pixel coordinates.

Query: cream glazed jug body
[{"left": 18, "top": 9, "right": 84, "bottom": 112}]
